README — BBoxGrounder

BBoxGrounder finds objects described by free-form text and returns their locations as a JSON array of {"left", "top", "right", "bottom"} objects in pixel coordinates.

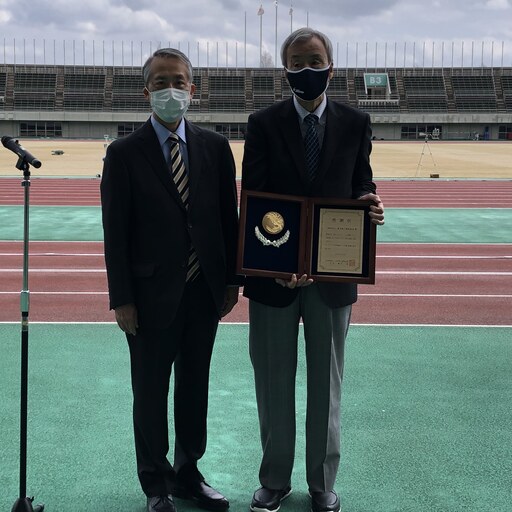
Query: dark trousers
[{"left": 127, "top": 275, "right": 219, "bottom": 497}]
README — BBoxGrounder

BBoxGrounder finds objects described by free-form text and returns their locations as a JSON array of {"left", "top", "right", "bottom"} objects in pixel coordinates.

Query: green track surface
[
  {"left": 1, "top": 206, "right": 512, "bottom": 243},
  {"left": 1, "top": 324, "right": 512, "bottom": 512}
]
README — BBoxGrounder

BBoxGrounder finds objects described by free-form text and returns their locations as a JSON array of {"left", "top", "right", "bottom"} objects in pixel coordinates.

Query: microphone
[{"left": 1, "top": 135, "right": 42, "bottom": 168}]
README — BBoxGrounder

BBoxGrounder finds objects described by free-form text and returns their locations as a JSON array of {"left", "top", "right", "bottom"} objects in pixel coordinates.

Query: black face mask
[{"left": 285, "top": 66, "right": 331, "bottom": 101}]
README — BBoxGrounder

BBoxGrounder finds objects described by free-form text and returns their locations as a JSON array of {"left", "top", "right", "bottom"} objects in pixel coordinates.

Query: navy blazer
[
  {"left": 101, "top": 118, "right": 239, "bottom": 327},
  {"left": 241, "top": 98, "right": 377, "bottom": 308}
]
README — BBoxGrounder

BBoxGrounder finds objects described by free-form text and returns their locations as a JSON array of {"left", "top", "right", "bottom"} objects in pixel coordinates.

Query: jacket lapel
[
  {"left": 278, "top": 99, "right": 311, "bottom": 189},
  {"left": 137, "top": 119, "right": 187, "bottom": 211},
  {"left": 314, "top": 99, "right": 344, "bottom": 185},
  {"left": 184, "top": 121, "right": 204, "bottom": 209}
]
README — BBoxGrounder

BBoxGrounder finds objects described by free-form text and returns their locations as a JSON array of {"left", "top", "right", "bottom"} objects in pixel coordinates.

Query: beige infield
[{"left": 0, "top": 138, "right": 510, "bottom": 179}]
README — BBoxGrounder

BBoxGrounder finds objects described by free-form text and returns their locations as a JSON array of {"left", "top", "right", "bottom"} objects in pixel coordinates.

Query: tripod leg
[
  {"left": 426, "top": 141, "right": 437, "bottom": 170},
  {"left": 415, "top": 141, "right": 427, "bottom": 177}
]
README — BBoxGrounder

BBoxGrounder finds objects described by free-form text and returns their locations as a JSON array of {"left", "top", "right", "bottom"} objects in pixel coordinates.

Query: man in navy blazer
[
  {"left": 242, "top": 28, "right": 385, "bottom": 512},
  {"left": 101, "top": 48, "right": 239, "bottom": 512}
]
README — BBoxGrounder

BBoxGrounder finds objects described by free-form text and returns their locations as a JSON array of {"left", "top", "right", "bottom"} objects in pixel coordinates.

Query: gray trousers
[{"left": 249, "top": 284, "right": 351, "bottom": 492}]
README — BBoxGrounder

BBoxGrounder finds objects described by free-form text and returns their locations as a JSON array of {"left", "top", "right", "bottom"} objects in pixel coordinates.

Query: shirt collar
[
  {"left": 293, "top": 95, "right": 327, "bottom": 124},
  {"left": 151, "top": 115, "right": 187, "bottom": 147}
]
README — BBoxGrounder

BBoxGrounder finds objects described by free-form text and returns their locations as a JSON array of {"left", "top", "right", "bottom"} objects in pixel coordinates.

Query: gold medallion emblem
[{"left": 262, "top": 211, "right": 285, "bottom": 235}]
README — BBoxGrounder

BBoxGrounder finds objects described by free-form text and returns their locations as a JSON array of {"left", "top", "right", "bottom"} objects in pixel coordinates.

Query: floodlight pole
[{"left": 10, "top": 155, "right": 44, "bottom": 512}]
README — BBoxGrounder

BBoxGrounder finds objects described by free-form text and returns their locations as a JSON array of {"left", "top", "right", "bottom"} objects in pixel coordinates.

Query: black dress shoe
[
  {"left": 310, "top": 491, "right": 340, "bottom": 512},
  {"left": 250, "top": 486, "right": 292, "bottom": 512},
  {"left": 147, "top": 495, "right": 176, "bottom": 512},
  {"left": 172, "top": 479, "right": 229, "bottom": 511}
]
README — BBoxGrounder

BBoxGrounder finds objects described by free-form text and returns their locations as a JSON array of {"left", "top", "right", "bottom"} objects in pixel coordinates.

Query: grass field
[{"left": 1, "top": 139, "right": 511, "bottom": 179}]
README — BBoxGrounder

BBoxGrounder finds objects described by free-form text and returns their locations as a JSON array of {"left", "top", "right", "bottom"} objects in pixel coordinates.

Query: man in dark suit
[
  {"left": 242, "top": 28, "right": 385, "bottom": 512},
  {"left": 101, "top": 48, "right": 239, "bottom": 512}
]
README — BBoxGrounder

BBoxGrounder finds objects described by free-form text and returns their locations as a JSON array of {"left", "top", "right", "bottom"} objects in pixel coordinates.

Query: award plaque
[{"left": 237, "top": 190, "right": 376, "bottom": 284}]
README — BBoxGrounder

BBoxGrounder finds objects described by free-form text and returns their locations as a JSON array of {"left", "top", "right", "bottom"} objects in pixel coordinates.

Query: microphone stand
[{"left": 10, "top": 155, "right": 44, "bottom": 512}]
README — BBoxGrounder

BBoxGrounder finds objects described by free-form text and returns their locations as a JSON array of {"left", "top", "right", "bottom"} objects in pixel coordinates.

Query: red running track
[
  {"left": 1, "top": 179, "right": 510, "bottom": 325},
  {"left": 1, "top": 177, "right": 512, "bottom": 208},
  {"left": 0, "top": 241, "right": 511, "bottom": 325}
]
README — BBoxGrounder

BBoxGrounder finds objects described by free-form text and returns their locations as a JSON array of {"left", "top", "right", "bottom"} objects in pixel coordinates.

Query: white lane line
[
  {"left": 0, "top": 291, "right": 108, "bottom": 295},
  {"left": 0, "top": 292, "right": 510, "bottom": 298},
  {"left": 378, "top": 271, "right": 512, "bottom": 275},
  {"left": 0, "top": 268, "right": 106, "bottom": 272},
  {"left": 0, "top": 321, "right": 511, "bottom": 328},
  {"left": 0, "top": 240, "right": 510, "bottom": 246},
  {"left": 1, "top": 253, "right": 510, "bottom": 259},
  {"left": 379, "top": 242, "right": 512, "bottom": 246},
  {"left": 0, "top": 253, "right": 103, "bottom": 256},
  {"left": 359, "top": 293, "right": 512, "bottom": 298},
  {"left": 1, "top": 269, "right": 512, "bottom": 276},
  {"left": 0, "top": 290, "right": 244, "bottom": 296},
  {"left": 377, "top": 255, "right": 512, "bottom": 259}
]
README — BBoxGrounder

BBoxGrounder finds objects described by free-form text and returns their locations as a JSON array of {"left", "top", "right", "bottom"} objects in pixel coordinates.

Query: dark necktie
[
  {"left": 304, "top": 113, "right": 320, "bottom": 181},
  {"left": 168, "top": 133, "right": 200, "bottom": 282}
]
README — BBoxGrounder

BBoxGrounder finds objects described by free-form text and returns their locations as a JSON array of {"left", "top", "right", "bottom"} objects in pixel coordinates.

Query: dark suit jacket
[
  {"left": 242, "top": 98, "right": 376, "bottom": 308},
  {"left": 101, "top": 118, "right": 239, "bottom": 328}
]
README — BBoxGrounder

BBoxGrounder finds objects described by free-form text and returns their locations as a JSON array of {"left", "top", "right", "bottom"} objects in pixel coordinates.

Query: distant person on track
[
  {"left": 100, "top": 48, "right": 240, "bottom": 512},
  {"left": 242, "top": 28, "right": 385, "bottom": 512}
]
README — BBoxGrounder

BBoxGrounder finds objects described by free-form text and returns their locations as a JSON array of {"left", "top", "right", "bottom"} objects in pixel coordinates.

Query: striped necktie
[
  {"left": 304, "top": 113, "right": 320, "bottom": 181},
  {"left": 168, "top": 133, "right": 200, "bottom": 282}
]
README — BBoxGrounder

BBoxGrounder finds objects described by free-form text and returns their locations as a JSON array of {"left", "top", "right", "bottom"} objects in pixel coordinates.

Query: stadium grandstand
[{"left": 0, "top": 62, "right": 511, "bottom": 141}]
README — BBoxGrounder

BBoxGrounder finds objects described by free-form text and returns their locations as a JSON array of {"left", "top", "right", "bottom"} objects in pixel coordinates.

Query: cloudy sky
[{"left": 0, "top": 0, "right": 511, "bottom": 67}]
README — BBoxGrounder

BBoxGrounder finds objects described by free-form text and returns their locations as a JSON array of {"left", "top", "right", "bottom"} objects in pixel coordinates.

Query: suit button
[{"left": 188, "top": 223, "right": 192, "bottom": 229}]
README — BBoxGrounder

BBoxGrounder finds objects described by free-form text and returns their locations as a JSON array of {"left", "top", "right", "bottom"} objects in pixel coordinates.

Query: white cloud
[
  {"left": 0, "top": 0, "right": 510, "bottom": 67},
  {"left": 485, "top": 0, "right": 510, "bottom": 8},
  {"left": 77, "top": 22, "right": 98, "bottom": 33},
  {"left": 0, "top": 9, "right": 12, "bottom": 23}
]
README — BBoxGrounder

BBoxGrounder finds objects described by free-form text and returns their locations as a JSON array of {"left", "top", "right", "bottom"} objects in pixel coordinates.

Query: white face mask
[{"left": 149, "top": 87, "right": 191, "bottom": 123}]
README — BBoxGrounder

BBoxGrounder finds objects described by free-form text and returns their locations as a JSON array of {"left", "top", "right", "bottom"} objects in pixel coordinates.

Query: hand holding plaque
[{"left": 237, "top": 191, "right": 376, "bottom": 284}]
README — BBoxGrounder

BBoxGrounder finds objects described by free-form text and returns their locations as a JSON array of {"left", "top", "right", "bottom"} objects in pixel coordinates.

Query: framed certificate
[{"left": 237, "top": 191, "right": 376, "bottom": 284}]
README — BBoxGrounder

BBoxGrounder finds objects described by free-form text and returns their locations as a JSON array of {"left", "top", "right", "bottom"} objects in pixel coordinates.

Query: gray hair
[
  {"left": 142, "top": 48, "right": 194, "bottom": 85},
  {"left": 280, "top": 27, "right": 333, "bottom": 67}
]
